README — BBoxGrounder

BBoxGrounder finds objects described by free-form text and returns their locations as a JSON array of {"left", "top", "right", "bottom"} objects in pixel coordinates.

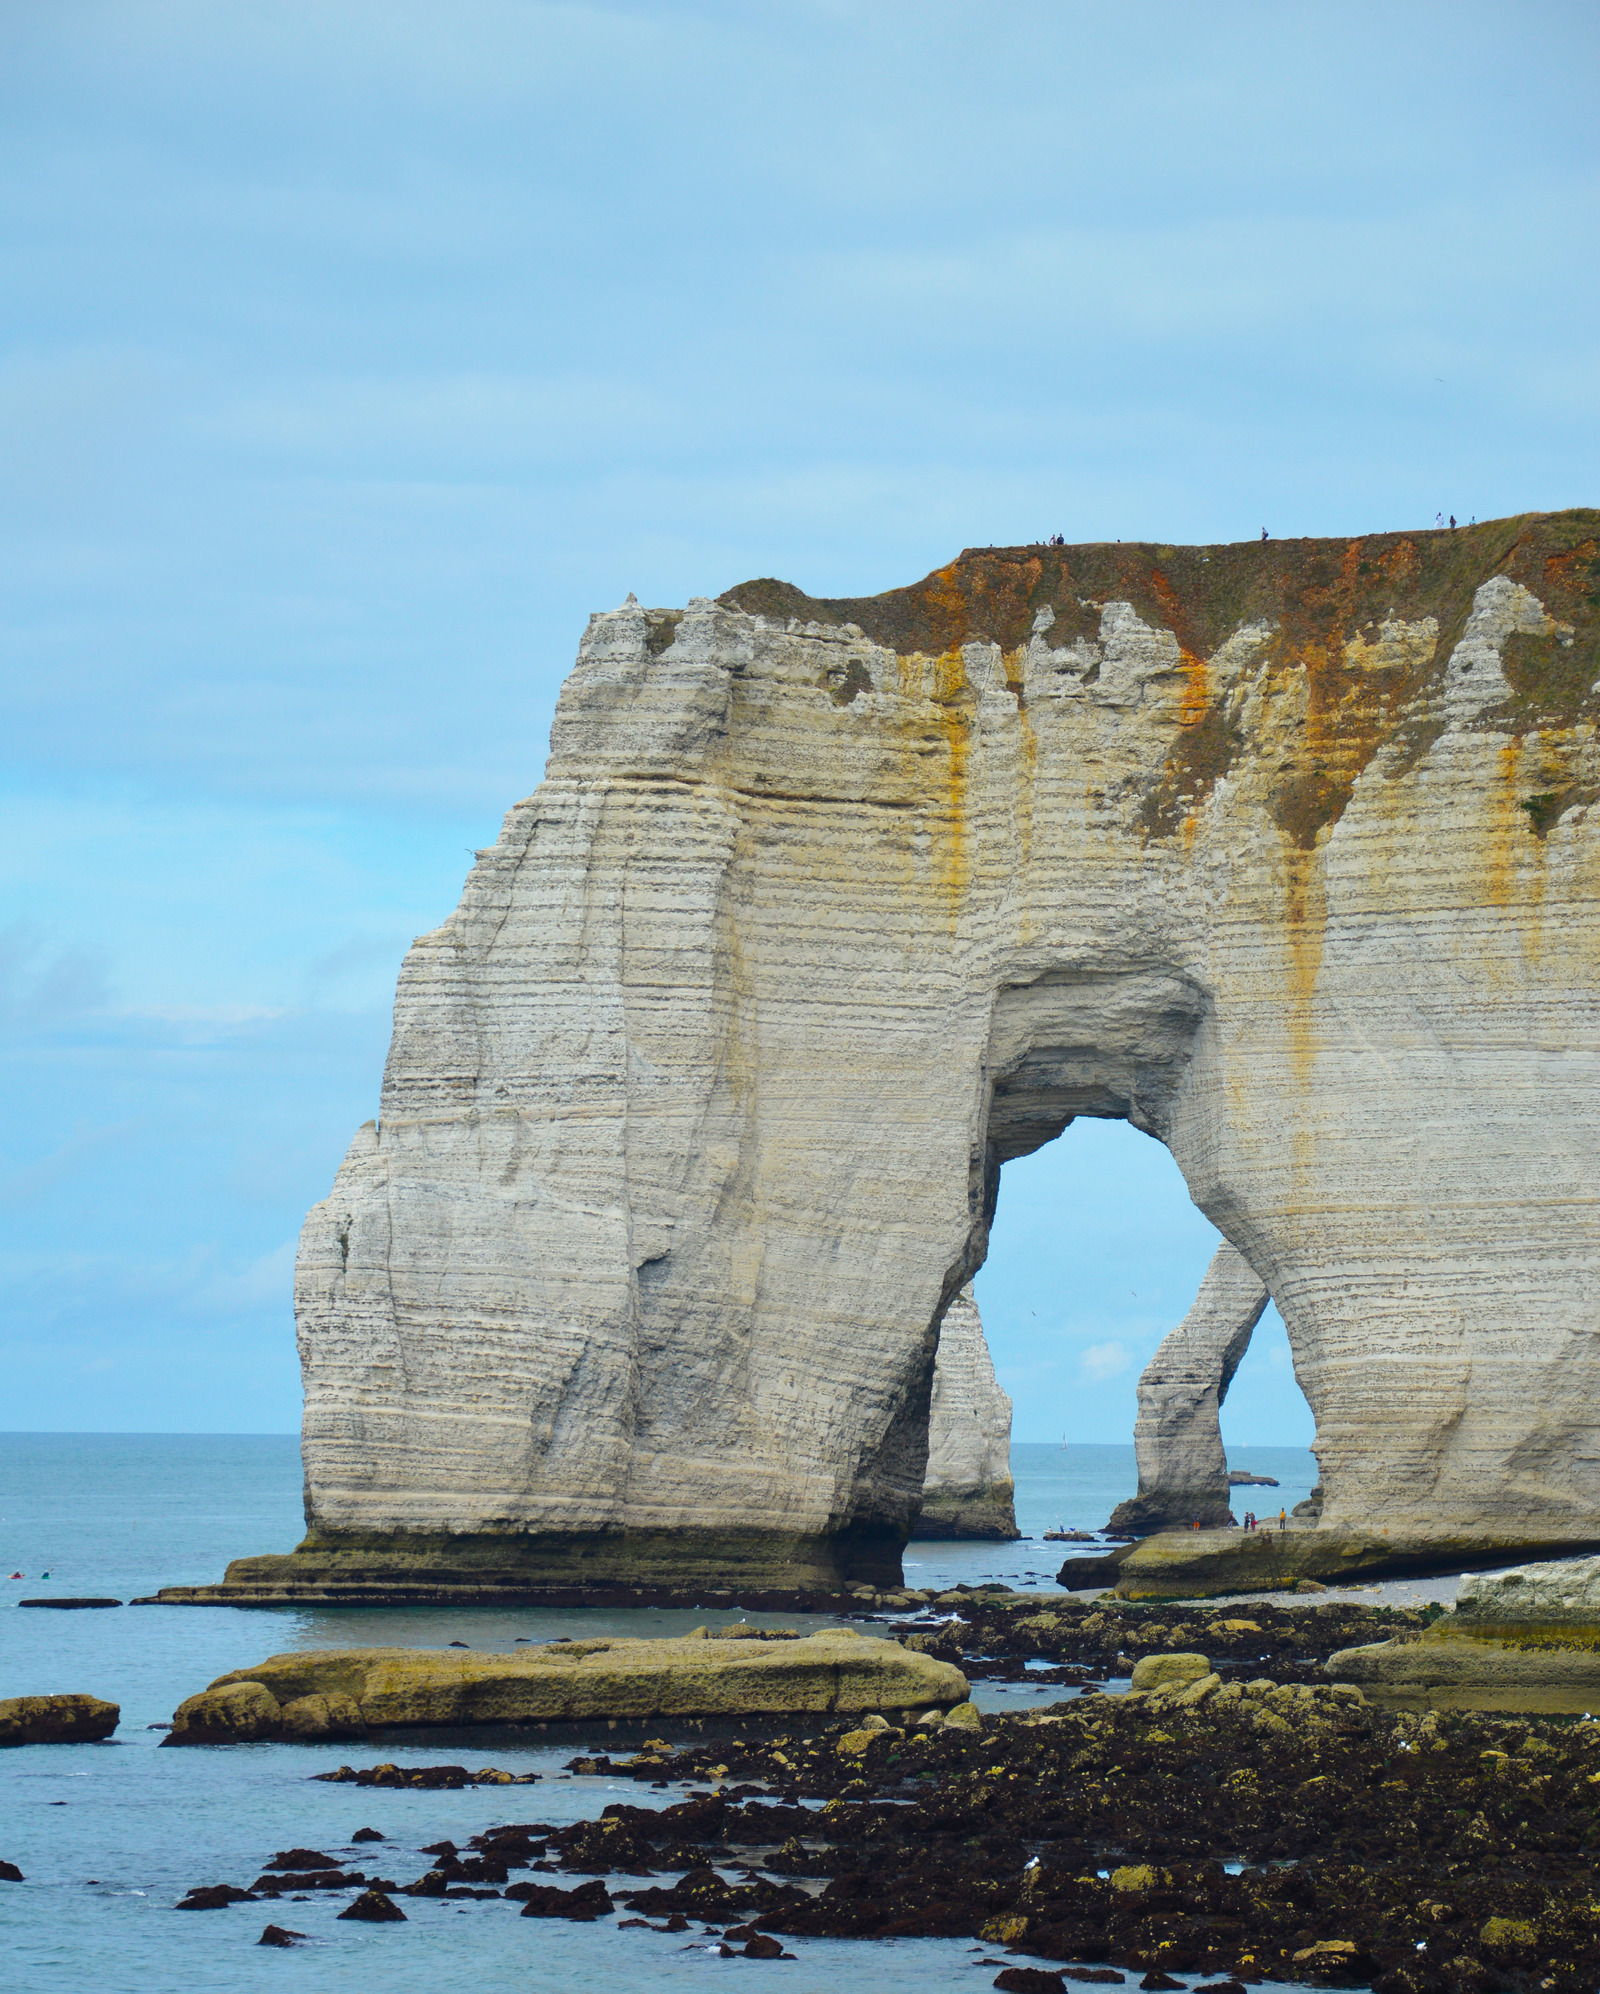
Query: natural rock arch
[{"left": 211, "top": 514, "right": 1600, "bottom": 1601}]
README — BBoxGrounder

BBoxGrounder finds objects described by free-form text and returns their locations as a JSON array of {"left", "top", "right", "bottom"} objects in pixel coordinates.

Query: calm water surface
[{"left": 1, "top": 1435, "right": 1322, "bottom": 1993}]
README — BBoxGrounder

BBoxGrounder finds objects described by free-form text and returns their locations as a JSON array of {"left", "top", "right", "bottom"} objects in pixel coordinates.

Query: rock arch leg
[{"left": 1105, "top": 1245, "right": 1270, "bottom": 1535}]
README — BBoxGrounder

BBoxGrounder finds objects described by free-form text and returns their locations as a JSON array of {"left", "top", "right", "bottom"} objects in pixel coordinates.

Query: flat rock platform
[{"left": 163, "top": 1627, "right": 970, "bottom": 1743}]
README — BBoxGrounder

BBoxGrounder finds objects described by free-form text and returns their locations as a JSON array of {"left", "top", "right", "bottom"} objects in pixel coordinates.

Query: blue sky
[{"left": 2, "top": 0, "right": 1595, "bottom": 1442}]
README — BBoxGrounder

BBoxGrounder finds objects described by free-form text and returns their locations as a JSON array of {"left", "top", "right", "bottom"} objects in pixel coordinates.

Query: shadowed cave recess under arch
[{"left": 160, "top": 513, "right": 1600, "bottom": 1606}]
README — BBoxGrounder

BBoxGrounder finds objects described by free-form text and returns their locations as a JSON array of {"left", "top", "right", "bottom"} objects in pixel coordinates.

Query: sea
[{"left": 1, "top": 1435, "right": 1323, "bottom": 1994}]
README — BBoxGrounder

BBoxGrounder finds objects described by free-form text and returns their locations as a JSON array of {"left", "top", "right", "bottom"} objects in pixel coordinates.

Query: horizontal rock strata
[
  {"left": 1106, "top": 1243, "right": 1269, "bottom": 1534},
  {"left": 917, "top": 1287, "right": 1019, "bottom": 1540},
  {"left": 163, "top": 1629, "right": 969, "bottom": 1740},
  {"left": 208, "top": 512, "right": 1600, "bottom": 1597}
]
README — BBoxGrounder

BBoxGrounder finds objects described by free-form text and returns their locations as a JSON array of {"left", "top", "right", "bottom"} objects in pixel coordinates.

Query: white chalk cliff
[
  {"left": 1106, "top": 1243, "right": 1270, "bottom": 1534},
  {"left": 918, "top": 1288, "right": 1018, "bottom": 1540},
  {"left": 264, "top": 516, "right": 1600, "bottom": 1594}
]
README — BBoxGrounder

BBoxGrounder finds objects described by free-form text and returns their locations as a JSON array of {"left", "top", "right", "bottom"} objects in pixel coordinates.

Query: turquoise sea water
[{"left": 1, "top": 1435, "right": 1320, "bottom": 1994}]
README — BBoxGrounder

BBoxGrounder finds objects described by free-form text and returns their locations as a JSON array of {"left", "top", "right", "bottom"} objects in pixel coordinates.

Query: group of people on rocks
[{"left": 1183, "top": 1509, "right": 1287, "bottom": 1532}]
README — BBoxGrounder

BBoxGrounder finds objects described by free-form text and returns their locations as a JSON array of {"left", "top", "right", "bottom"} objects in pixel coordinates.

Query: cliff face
[
  {"left": 290, "top": 512, "right": 1600, "bottom": 1590},
  {"left": 918, "top": 1288, "right": 1018, "bottom": 1541}
]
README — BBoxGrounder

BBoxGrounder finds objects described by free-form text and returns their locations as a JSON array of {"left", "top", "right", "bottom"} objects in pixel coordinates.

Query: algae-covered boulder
[
  {"left": 168, "top": 1680, "right": 283, "bottom": 1744},
  {"left": 1129, "top": 1651, "right": 1211, "bottom": 1692},
  {"left": 0, "top": 1694, "right": 120, "bottom": 1746},
  {"left": 278, "top": 1692, "right": 367, "bottom": 1740},
  {"left": 165, "top": 1627, "right": 968, "bottom": 1739}
]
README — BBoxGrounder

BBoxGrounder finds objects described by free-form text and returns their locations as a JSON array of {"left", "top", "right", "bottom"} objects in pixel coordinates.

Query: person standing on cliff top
[{"left": 1279, "top": 1508, "right": 1287, "bottom": 1531}]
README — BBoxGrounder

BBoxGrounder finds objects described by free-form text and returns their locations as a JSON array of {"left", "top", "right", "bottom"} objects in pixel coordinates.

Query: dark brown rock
[
  {"left": 254, "top": 1869, "right": 366, "bottom": 1893},
  {"left": 256, "top": 1925, "right": 306, "bottom": 1947},
  {"left": 17, "top": 1597, "right": 121, "bottom": 1608},
  {"left": 176, "top": 1884, "right": 256, "bottom": 1909},
  {"left": 516, "top": 1878, "right": 613, "bottom": 1920},
  {"left": 337, "top": 1889, "right": 406, "bottom": 1922}
]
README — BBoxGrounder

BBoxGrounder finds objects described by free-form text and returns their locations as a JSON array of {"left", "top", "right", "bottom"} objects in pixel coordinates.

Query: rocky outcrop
[
  {"left": 182, "top": 513, "right": 1600, "bottom": 1598},
  {"left": 1105, "top": 1244, "right": 1269, "bottom": 1534},
  {"left": 1327, "top": 1553, "right": 1600, "bottom": 1711},
  {"left": 163, "top": 1630, "right": 968, "bottom": 1739},
  {"left": 1456, "top": 1553, "right": 1600, "bottom": 1628},
  {"left": 917, "top": 1287, "right": 1019, "bottom": 1539},
  {"left": 0, "top": 1694, "right": 119, "bottom": 1745}
]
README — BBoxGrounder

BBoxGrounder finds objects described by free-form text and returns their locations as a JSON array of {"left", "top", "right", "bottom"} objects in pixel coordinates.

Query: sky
[{"left": 2, "top": 0, "right": 1595, "bottom": 1443}]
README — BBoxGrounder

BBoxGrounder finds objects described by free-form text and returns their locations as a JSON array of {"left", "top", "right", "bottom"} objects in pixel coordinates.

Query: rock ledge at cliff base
[
  {"left": 1328, "top": 1553, "right": 1600, "bottom": 1711},
  {"left": 1111, "top": 1528, "right": 1600, "bottom": 1600}
]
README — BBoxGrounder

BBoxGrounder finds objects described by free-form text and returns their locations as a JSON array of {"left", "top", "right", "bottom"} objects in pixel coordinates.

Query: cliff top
[{"left": 720, "top": 508, "right": 1599, "bottom": 716}]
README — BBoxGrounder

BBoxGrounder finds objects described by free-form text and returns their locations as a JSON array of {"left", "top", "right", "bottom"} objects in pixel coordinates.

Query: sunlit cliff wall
[{"left": 290, "top": 512, "right": 1600, "bottom": 1588}]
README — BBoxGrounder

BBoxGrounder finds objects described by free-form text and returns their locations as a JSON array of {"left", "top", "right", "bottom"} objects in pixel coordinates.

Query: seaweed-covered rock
[
  {"left": 515, "top": 1879, "right": 613, "bottom": 1920},
  {"left": 337, "top": 1889, "right": 405, "bottom": 1922},
  {"left": 0, "top": 1694, "right": 119, "bottom": 1746},
  {"left": 164, "top": 1681, "right": 281, "bottom": 1744},
  {"left": 279, "top": 1692, "right": 366, "bottom": 1739},
  {"left": 1128, "top": 1653, "right": 1210, "bottom": 1693}
]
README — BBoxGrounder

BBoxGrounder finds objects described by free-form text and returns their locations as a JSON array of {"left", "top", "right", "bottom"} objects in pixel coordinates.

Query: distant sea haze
[{"left": 0, "top": 1433, "right": 1318, "bottom": 1604}]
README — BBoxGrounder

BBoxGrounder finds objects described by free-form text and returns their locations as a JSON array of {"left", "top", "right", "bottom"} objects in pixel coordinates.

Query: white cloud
[{"left": 1080, "top": 1341, "right": 1132, "bottom": 1383}]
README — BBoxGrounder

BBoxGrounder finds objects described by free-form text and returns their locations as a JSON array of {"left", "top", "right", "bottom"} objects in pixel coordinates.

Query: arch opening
[{"left": 968, "top": 1118, "right": 1319, "bottom": 1550}]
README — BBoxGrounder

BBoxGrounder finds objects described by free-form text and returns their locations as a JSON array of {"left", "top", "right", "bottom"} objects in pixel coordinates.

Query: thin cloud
[{"left": 1080, "top": 1341, "right": 1133, "bottom": 1383}]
